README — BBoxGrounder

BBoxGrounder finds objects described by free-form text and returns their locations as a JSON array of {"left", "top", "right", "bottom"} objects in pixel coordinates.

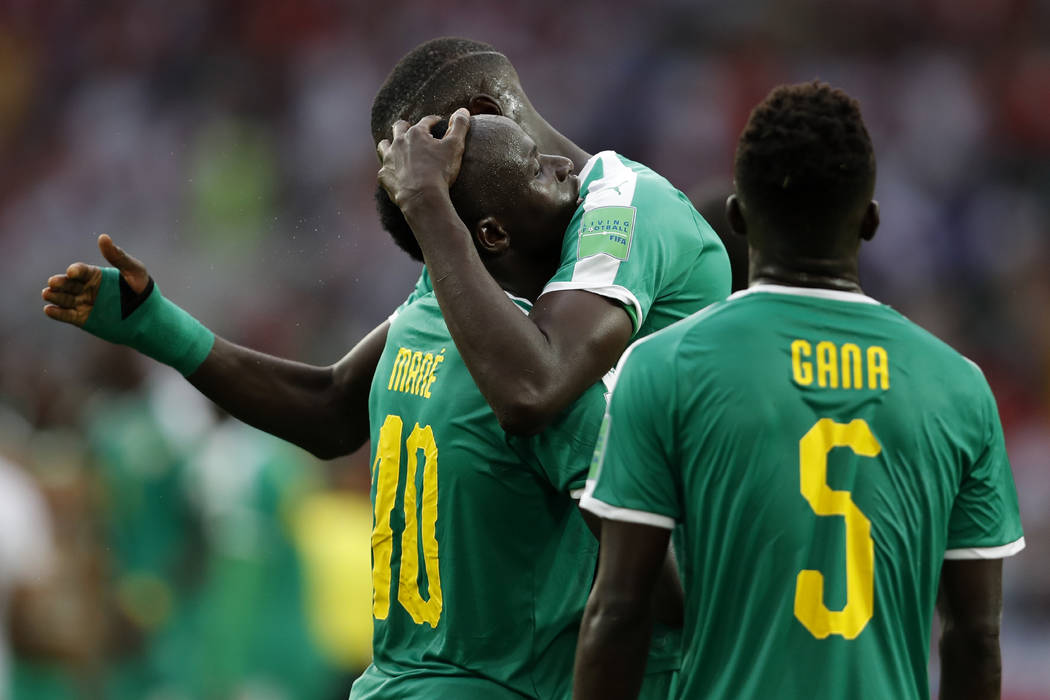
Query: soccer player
[
  {"left": 355, "top": 113, "right": 606, "bottom": 699},
  {"left": 574, "top": 82, "right": 1025, "bottom": 700}
]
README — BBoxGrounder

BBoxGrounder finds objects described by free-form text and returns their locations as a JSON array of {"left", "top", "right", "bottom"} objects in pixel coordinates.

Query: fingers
[
  {"left": 376, "top": 139, "right": 390, "bottom": 163},
  {"left": 65, "top": 262, "right": 95, "bottom": 282},
  {"left": 391, "top": 120, "right": 410, "bottom": 140},
  {"left": 41, "top": 287, "right": 77, "bottom": 308},
  {"left": 444, "top": 107, "right": 471, "bottom": 143},
  {"left": 42, "top": 304, "right": 82, "bottom": 325},
  {"left": 48, "top": 273, "right": 86, "bottom": 295},
  {"left": 415, "top": 114, "right": 443, "bottom": 133}
]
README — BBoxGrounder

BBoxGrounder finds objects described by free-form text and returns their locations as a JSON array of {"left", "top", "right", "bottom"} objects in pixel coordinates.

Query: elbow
[
  {"left": 305, "top": 442, "right": 348, "bottom": 461},
  {"left": 495, "top": 398, "right": 554, "bottom": 436},
  {"left": 582, "top": 594, "right": 650, "bottom": 642}
]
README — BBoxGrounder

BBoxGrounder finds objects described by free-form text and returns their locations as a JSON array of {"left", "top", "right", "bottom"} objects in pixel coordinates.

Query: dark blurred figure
[{"left": 689, "top": 180, "right": 749, "bottom": 293}]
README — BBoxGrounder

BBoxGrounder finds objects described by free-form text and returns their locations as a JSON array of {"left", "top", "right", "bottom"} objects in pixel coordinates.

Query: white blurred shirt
[{"left": 0, "top": 456, "right": 55, "bottom": 700}]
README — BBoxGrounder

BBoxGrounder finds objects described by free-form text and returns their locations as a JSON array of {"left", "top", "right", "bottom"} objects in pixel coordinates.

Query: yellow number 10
[
  {"left": 371, "top": 414, "right": 443, "bottom": 627},
  {"left": 794, "top": 418, "right": 880, "bottom": 639}
]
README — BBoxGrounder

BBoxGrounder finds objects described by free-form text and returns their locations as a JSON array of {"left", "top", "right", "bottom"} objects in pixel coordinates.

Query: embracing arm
[
  {"left": 413, "top": 214, "right": 630, "bottom": 434},
  {"left": 43, "top": 235, "right": 383, "bottom": 459},
  {"left": 937, "top": 558, "right": 1004, "bottom": 700},
  {"left": 379, "top": 112, "right": 633, "bottom": 435}
]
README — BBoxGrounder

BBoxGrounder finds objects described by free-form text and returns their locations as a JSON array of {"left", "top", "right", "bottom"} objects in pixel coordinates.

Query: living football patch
[{"left": 577, "top": 206, "right": 636, "bottom": 261}]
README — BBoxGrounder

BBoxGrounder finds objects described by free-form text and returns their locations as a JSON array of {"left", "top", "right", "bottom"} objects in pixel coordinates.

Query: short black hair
[
  {"left": 370, "top": 37, "right": 506, "bottom": 145},
  {"left": 734, "top": 81, "right": 875, "bottom": 247}
]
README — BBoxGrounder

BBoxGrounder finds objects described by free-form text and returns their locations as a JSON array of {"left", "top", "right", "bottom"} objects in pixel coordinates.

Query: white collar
[{"left": 729, "top": 283, "right": 881, "bottom": 305}]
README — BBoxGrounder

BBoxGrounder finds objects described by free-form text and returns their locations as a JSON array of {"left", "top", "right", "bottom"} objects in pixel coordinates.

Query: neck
[
  {"left": 748, "top": 247, "right": 864, "bottom": 293},
  {"left": 524, "top": 113, "right": 591, "bottom": 173},
  {"left": 487, "top": 254, "right": 556, "bottom": 303}
]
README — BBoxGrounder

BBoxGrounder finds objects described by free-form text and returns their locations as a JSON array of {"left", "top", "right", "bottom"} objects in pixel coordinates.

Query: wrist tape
[{"left": 83, "top": 268, "right": 215, "bottom": 376}]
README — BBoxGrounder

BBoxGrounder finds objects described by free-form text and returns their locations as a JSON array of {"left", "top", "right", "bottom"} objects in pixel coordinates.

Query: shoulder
[
  {"left": 580, "top": 151, "right": 681, "bottom": 207},
  {"left": 614, "top": 304, "right": 725, "bottom": 379}
]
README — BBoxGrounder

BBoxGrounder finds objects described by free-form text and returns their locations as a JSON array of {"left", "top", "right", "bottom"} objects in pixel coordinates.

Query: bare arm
[
  {"left": 379, "top": 113, "right": 632, "bottom": 435},
  {"left": 187, "top": 323, "right": 386, "bottom": 458},
  {"left": 578, "top": 508, "right": 684, "bottom": 628},
  {"left": 408, "top": 211, "right": 630, "bottom": 434},
  {"left": 937, "top": 558, "right": 1003, "bottom": 700},
  {"left": 574, "top": 519, "right": 671, "bottom": 700},
  {"left": 43, "top": 235, "right": 383, "bottom": 459}
]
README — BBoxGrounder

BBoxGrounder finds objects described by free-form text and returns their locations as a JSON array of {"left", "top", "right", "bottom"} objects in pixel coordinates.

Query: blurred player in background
[{"left": 574, "top": 82, "right": 1024, "bottom": 700}]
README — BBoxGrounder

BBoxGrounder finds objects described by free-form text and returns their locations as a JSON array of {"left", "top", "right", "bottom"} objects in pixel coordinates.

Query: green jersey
[
  {"left": 583, "top": 285, "right": 1025, "bottom": 700},
  {"left": 352, "top": 292, "right": 605, "bottom": 700},
  {"left": 399, "top": 150, "right": 730, "bottom": 337}
]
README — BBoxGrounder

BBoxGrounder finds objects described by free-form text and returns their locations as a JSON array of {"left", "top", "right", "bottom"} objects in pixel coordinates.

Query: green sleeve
[
  {"left": 540, "top": 152, "right": 706, "bottom": 335},
  {"left": 944, "top": 375, "right": 1024, "bottom": 557},
  {"left": 581, "top": 338, "right": 680, "bottom": 528}
]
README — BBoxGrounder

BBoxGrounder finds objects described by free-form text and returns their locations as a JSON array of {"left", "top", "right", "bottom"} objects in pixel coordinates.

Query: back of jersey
[{"left": 586, "top": 284, "right": 1024, "bottom": 699}]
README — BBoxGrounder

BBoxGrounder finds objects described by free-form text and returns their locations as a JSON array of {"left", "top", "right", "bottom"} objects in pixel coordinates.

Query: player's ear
[
  {"left": 474, "top": 217, "right": 510, "bottom": 255},
  {"left": 860, "top": 200, "right": 879, "bottom": 242},
  {"left": 468, "top": 95, "right": 503, "bottom": 117},
  {"left": 726, "top": 194, "right": 747, "bottom": 238}
]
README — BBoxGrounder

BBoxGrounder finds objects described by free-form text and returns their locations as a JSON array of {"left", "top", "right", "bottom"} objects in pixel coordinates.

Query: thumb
[{"left": 98, "top": 234, "right": 149, "bottom": 292}]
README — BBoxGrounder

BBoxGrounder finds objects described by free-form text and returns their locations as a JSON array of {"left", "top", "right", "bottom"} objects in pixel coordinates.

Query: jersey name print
[
  {"left": 385, "top": 345, "right": 446, "bottom": 398},
  {"left": 790, "top": 339, "right": 889, "bottom": 390}
]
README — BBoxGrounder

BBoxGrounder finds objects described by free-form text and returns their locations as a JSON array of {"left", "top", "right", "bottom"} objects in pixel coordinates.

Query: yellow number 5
[
  {"left": 794, "top": 418, "right": 880, "bottom": 639},
  {"left": 371, "top": 414, "right": 443, "bottom": 627}
]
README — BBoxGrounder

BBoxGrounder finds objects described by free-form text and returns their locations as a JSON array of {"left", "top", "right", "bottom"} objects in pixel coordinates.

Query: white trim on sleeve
[
  {"left": 569, "top": 488, "right": 585, "bottom": 500},
  {"left": 944, "top": 536, "right": 1026, "bottom": 560},
  {"left": 580, "top": 494, "right": 676, "bottom": 530},
  {"left": 539, "top": 281, "right": 643, "bottom": 331}
]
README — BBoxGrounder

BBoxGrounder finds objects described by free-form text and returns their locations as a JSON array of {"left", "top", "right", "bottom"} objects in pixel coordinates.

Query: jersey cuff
[
  {"left": 579, "top": 494, "right": 675, "bottom": 530},
  {"left": 539, "top": 282, "right": 643, "bottom": 332},
  {"left": 569, "top": 488, "right": 585, "bottom": 500},
  {"left": 944, "top": 536, "right": 1026, "bottom": 560}
]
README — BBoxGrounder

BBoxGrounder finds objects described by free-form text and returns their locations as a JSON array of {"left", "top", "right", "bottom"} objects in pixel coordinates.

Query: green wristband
[{"left": 83, "top": 268, "right": 215, "bottom": 376}]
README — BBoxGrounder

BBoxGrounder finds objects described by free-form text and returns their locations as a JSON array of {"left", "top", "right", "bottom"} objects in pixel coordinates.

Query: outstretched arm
[
  {"left": 937, "top": 559, "right": 1003, "bottom": 700},
  {"left": 574, "top": 519, "right": 670, "bottom": 700},
  {"left": 43, "top": 235, "right": 382, "bottom": 459},
  {"left": 378, "top": 112, "right": 632, "bottom": 435}
]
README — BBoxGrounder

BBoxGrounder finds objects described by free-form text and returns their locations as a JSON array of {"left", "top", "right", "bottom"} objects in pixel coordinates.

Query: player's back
[
  {"left": 648, "top": 285, "right": 1022, "bottom": 699},
  {"left": 352, "top": 293, "right": 603, "bottom": 700}
]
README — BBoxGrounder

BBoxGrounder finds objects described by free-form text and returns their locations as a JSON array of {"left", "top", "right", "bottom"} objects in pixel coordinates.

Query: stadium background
[{"left": 0, "top": 0, "right": 1047, "bottom": 698}]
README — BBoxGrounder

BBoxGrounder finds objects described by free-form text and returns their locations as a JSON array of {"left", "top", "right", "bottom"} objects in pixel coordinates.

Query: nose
[{"left": 548, "top": 155, "right": 573, "bottom": 182}]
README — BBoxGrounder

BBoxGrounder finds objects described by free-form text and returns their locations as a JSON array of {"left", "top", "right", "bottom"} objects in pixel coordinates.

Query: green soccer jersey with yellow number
[
  {"left": 352, "top": 292, "right": 605, "bottom": 700},
  {"left": 583, "top": 284, "right": 1025, "bottom": 700}
]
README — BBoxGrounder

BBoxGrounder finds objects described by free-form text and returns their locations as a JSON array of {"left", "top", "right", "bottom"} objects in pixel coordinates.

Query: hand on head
[{"left": 377, "top": 108, "right": 471, "bottom": 211}]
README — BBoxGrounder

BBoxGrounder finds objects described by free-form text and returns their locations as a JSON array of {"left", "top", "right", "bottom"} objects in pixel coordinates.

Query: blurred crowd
[{"left": 0, "top": 0, "right": 1047, "bottom": 698}]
